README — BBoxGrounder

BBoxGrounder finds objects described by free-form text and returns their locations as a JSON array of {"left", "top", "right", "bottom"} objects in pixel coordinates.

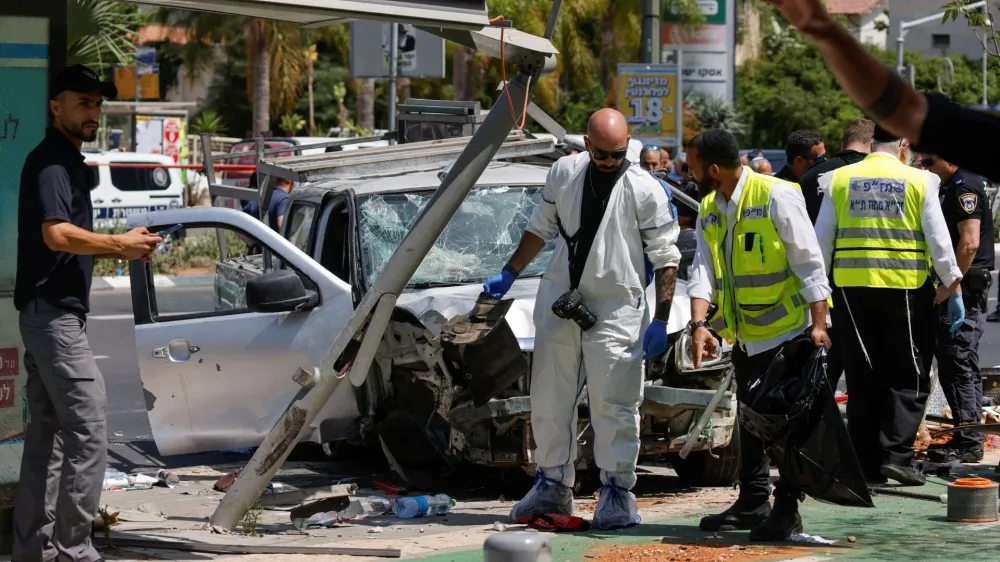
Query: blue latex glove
[
  {"left": 483, "top": 268, "right": 516, "bottom": 300},
  {"left": 948, "top": 294, "right": 966, "bottom": 334},
  {"left": 643, "top": 319, "right": 669, "bottom": 359}
]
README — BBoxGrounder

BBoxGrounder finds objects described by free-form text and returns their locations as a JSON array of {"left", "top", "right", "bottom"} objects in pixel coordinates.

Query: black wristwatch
[{"left": 687, "top": 320, "right": 710, "bottom": 334}]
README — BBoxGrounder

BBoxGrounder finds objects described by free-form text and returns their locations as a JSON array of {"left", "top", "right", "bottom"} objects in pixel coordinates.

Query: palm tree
[
  {"left": 155, "top": 9, "right": 305, "bottom": 137},
  {"left": 68, "top": 0, "right": 143, "bottom": 77}
]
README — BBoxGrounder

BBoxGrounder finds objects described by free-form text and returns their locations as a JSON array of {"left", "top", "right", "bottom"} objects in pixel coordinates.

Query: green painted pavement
[{"left": 417, "top": 472, "right": 1000, "bottom": 562}]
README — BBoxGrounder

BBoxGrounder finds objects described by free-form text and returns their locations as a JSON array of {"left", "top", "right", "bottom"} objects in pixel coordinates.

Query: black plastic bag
[{"left": 741, "top": 336, "right": 873, "bottom": 508}]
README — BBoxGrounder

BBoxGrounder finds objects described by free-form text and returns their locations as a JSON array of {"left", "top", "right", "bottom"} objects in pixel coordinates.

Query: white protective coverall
[{"left": 525, "top": 152, "right": 681, "bottom": 490}]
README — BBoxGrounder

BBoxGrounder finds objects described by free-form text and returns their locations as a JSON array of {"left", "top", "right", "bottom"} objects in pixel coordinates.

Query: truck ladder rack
[{"left": 256, "top": 130, "right": 554, "bottom": 184}]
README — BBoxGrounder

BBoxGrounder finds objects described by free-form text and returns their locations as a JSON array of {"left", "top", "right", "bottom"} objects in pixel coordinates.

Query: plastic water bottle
[
  {"left": 115, "top": 260, "right": 123, "bottom": 277},
  {"left": 342, "top": 496, "right": 395, "bottom": 519},
  {"left": 392, "top": 494, "right": 455, "bottom": 518}
]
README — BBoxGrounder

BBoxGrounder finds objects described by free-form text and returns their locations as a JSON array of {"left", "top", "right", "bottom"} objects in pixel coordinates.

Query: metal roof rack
[{"left": 202, "top": 130, "right": 554, "bottom": 206}]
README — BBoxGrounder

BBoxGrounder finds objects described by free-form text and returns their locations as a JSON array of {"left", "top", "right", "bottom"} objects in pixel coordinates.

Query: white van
[{"left": 86, "top": 151, "right": 184, "bottom": 228}]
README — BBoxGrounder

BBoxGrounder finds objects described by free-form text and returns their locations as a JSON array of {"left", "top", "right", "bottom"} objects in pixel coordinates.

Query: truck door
[{"left": 127, "top": 207, "right": 360, "bottom": 456}]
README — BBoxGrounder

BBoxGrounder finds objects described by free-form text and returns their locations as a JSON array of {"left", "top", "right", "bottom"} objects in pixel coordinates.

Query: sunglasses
[
  {"left": 810, "top": 154, "right": 827, "bottom": 164},
  {"left": 919, "top": 157, "right": 937, "bottom": 168},
  {"left": 642, "top": 144, "right": 660, "bottom": 151},
  {"left": 590, "top": 146, "right": 629, "bottom": 161}
]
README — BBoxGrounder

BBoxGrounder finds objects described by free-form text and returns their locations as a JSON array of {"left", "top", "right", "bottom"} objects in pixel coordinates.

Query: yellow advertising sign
[{"left": 616, "top": 63, "right": 681, "bottom": 148}]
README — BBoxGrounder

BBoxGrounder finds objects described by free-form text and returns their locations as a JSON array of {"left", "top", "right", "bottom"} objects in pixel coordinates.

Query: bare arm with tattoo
[{"left": 653, "top": 266, "right": 677, "bottom": 322}]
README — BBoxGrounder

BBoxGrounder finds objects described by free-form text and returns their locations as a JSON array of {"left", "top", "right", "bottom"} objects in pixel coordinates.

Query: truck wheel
[{"left": 671, "top": 427, "right": 741, "bottom": 487}]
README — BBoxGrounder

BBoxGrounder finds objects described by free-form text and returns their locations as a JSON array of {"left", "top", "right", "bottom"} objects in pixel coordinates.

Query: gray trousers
[{"left": 13, "top": 299, "right": 107, "bottom": 562}]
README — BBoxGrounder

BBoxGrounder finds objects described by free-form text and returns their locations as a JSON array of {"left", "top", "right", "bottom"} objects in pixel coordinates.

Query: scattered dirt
[
  {"left": 578, "top": 491, "right": 672, "bottom": 513},
  {"left": 588, "top": 542, "right": 815, "bottom": 562},
  {"left": 913, "top": 433, "right": 952, "bottom": 454}
]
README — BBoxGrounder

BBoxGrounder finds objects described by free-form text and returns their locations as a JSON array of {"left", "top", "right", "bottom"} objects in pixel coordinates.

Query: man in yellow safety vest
[
  {"left": 814, "top": 125, "right": 965, "bottom": 487},
  {"left": 687, "top": 129, "right": 832, "bottom": 541}
]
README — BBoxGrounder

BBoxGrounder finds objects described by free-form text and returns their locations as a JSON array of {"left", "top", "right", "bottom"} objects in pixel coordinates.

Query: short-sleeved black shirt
[
  {"left": 14, "top": 127, "right": 96, "bottom": 315},
  {"left": 939, "top": 169, "right": 995, "bottom": 271}
]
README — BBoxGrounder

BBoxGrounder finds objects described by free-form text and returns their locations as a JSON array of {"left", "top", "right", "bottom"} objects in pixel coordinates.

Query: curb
[{"left": 92, "top": 274, "right": 214, "bottom": 292}]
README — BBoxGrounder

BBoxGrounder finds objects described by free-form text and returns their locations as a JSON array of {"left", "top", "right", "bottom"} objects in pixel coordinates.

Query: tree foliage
[
  {"left": 67, "top": 0, "right": 142, "bottom": 77},
  {"left": 737, "top": 10, "right": 1000, "bottom": 150}
]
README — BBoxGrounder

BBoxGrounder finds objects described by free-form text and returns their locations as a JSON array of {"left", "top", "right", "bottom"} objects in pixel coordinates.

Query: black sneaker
[
  {"left": 880, "top": 463, "right": 927, "bottom": 486},
  {"left": 987, "top": 309, "right": 1000, "bottom": 323},
  {"left": 927, "top": 447, "right": 985, "bottom": 464},
  {"left": 748, "top": 504, "right": 803, "bottom": 542},
  {"left": 699, "top": 499, "right": 772, "bottom": 532}
]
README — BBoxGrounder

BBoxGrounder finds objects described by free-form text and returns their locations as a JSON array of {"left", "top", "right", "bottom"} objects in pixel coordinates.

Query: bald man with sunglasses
[{"left": 485, "top": 108, "right": 680, "bottom": 530}]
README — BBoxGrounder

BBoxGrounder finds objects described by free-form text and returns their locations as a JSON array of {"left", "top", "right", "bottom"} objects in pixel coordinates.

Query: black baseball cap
[
  {"left": 872, "top": 124, "right": 900, "bottom": 143},
  {"left": 50, "top": 64, "right": 117, "bottom": 100}
]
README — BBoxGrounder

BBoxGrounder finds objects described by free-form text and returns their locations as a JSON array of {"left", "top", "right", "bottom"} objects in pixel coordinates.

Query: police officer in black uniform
[{"left": 920, "top": 154, "right": 993, "bottom": 463}]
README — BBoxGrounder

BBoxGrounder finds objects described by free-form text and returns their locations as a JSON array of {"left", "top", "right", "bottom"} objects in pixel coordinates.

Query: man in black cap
[
  {"left": 687, "top": 129, "right": 832, "bottom": 541},
  {"left": 14, "top": 64, "right": 162, "bottom": 562},
  {"left": 813, "top": 125, "right": 963, "bottom": 487}
]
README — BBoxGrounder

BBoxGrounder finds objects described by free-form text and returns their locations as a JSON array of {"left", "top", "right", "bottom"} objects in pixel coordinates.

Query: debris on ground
[
  {"left": 847, "top": 536, "right": 857, "bottom": 543},
  {"left": 589, "top": 543, "right": 812, "bottom": 562},
  {"left": 213, "top": 470, "right": 239, "bottom": 492},
  {"left": 368, "top": 526, "right": 384, "bottom": 534},
  {"left": 789, "top": 533, "right": 839, "bottom": 545},
  {"left": 492, "top": 521, "right": 507, "bottom": 532},
  {"left": 292, "top": 510, "right": 342, "bottom": 531}
]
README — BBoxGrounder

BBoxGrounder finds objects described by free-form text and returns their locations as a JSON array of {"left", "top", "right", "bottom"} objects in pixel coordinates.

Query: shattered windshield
[{"left": 357, "top": 185, "right": 554, "bottom": 287}]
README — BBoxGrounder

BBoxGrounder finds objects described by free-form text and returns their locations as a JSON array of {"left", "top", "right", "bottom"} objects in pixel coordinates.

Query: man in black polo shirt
[
  {"left": 13, "top": 65, "right": 161, "bottom": 562},
  {"left": 920, "top": 155, "right": 994, "bottom": 464}
]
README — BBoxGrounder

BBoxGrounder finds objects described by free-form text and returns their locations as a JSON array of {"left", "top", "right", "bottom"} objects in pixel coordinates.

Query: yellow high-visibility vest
[
  {"left": 831, "top": 153, "right": 929, "bottom": 289},
  {"left": 700, "top": 168, "right": 807, "bottom": 342}
]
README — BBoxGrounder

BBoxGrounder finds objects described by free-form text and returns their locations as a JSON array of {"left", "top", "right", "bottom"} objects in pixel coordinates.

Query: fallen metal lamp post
[{"left": 209, "top": 23, "right": 559, "bottom": 532}]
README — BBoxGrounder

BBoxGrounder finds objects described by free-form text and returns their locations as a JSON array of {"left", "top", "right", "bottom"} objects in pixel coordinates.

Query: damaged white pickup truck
[{"left": 127, "top": 160, "right": 739, "bottom": 490}]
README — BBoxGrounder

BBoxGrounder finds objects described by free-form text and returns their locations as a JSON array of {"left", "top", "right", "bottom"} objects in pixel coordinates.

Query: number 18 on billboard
[{"left": 616, "top": 63, "right": 683, "bottom": 149}]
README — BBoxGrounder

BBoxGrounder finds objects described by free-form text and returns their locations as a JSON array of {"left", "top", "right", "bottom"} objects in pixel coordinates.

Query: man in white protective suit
[{"left": 484, "top": 108, "right": 681, "bottom": 530}]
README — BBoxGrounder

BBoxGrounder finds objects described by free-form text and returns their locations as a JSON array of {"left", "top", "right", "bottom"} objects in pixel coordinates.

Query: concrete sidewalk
[{"left": 94, "top": 452, "right": 1000, "bottom": 562}]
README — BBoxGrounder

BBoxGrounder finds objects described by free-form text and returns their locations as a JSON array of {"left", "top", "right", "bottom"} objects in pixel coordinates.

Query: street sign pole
[
  {"left": 676, "top": 49, "right": 683, "bottom": 151},
  {"left": 388, "top": 22, "right": 399, "bottom": 140}
]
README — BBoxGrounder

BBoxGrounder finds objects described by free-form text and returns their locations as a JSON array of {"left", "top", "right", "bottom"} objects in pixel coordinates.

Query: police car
[{"left": 86, "top": 151, "right": 184, "bottom": 229}]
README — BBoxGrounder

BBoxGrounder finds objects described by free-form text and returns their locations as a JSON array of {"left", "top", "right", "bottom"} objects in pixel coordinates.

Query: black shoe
[
  {"left": 880, "top": 463, "right": 927, "bottom": 486},
  {"left": 927, "top": 447, "right": 985, "bottom": 464},
  {"left": 927, "top": 441, "right": 950, "bottom": 450},
  {"left": 988, "top": 309, "right": 1000, "bottom": 322},
  {"left": 699, "top": 499, "right": 771, "bottom": 531},
  {"left": 748, "top": 505, "right": 803, "bottom": 542}
]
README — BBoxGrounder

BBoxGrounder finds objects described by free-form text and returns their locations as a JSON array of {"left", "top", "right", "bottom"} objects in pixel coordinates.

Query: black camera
[{"left": 551, "top": 289, "right": 597, "bottom": 331}]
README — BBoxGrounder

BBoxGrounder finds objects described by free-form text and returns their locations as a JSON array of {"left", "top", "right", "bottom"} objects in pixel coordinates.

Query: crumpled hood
[{"left": 395, "top": 277, "right": 692, "bottom": 350}]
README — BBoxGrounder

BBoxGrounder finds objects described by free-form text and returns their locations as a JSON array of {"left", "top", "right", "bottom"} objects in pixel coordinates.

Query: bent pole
[{"left": 210, "top": 64, "right": 544, "bottom": 531}]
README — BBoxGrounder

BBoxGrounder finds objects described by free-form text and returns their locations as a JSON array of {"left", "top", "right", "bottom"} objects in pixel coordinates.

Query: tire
[{"left": 672, "top": 425, "right": 741, "bottom": 487}]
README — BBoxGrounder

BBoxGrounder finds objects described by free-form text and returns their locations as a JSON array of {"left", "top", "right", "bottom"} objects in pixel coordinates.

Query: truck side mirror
[{"left": 246, "top": 270, "right": 318, "bottom": 313}]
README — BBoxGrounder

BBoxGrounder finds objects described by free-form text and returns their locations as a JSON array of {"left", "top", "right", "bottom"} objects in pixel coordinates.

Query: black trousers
[
  {"left": 832, "top": 282, "right": 935, "bottom": 480},
  {"left": 732, "top": 340, "right": 801, "bottom": 509},
  {"left": 934, "top": 273, "right": 990, "bottom": 449}
]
